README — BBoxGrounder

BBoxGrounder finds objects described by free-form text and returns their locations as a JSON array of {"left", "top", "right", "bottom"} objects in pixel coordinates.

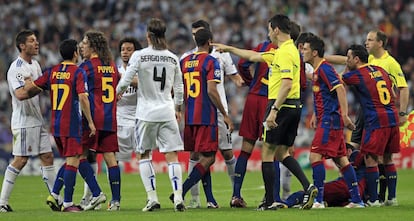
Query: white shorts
[
  {"left": 12, "top": 125, "right": 52, "bottom": 156},
  {"left": 117, "top": 125, "right": 136, "bottom": 162},
  {"left": 135, "top": 119, "right": 183, "bottom": 154},
  {"left": 218, "top": 112, "right": 232, "bottom": 150}
]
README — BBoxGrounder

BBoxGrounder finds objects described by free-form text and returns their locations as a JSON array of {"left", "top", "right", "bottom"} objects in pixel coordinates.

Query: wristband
[
  {"left": 271, "top": 105, "right": 279, "bottom": 112},
  {"left": 399, "top": 111, "right": 407, "bottom": 116}
]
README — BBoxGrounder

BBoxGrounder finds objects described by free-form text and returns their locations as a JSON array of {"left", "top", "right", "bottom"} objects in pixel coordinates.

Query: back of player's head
[
  {"left": 268, "top": 14, "right": 291, "bottom": 34},
  {"left": 373, "top": 30, "right": 388, "bottom": 47},
  {"left": 84, "top": 30, "right": 113, "bottom": 64},
  {"left": 15, "top": 29, "right": 35, "bottom": 52},
  {"left": 290, "top": 21, "right": 301, "bottom": 42},
  {"left": 147, "top": 18, "right": 167, "bottom": 50},
  {"left": 305, "top": 35, "right": 325, "bottom": 57},
  {"left": 348, "top": 44, "right": 369, "bottom": 63},
  {"left": 192, "top": 20, "right": 211, "bottom": 31},
  {"left": 118, "top": 37, "right": 142, "bottom": 52},
  {"left": 59, "top": 39, "right": 78, "bottom": 61},
  {"left": 194, "top": 29, "right": 212, "bottom": 47},
  {"left": 296, "top": 32, "right": 314, "bottom": 47}
]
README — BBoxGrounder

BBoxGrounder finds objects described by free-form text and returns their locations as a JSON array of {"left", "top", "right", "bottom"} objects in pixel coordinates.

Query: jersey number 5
[{"left": 102, "top": 77, "right": 114, "bottom": 103}]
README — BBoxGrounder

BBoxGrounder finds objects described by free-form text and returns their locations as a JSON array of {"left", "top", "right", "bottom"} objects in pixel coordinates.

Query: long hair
[
  {"left": 147, "top": 18, "right": 167, "bottom": 50},
  {"left": 85, "top": 30, "right": 113, "bottom": 64}
]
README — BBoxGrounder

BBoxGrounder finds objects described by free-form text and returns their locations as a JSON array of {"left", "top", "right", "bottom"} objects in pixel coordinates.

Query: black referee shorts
[{"left": 263, "top": 99, "right": 302, "bottom": 146}]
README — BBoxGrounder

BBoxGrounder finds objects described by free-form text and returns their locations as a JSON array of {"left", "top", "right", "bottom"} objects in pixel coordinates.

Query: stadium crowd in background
[{"left": 0, "top": 0, "right": 413, "bottom": 150}]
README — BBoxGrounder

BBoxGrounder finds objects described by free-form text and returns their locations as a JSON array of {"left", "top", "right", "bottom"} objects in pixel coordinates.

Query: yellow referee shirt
[
  {"left": 368, "top": 51, "right": 407, "bottom": 88},
  {"left": 261, "top": 39, "right": 300, "bottom": 99}
]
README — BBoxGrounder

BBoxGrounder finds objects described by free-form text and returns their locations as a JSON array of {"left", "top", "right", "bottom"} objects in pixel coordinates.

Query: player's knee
[
  {"left": 103, "top": 152, "right": 118, "bottom": 167},
  {"left": 200, "top": 151, "right": 216, "bottom": 165},
  {"left": 140, "top": 150, "right": 151, "bottom": 159},
  {"left": 364, "top": 153, "right": 378, "bottom": 166},
  {"left": 220, "top": 149, "right": 233, "bottom": 160},
  {"left": 39, "top": 152, "right": 54, "bottom": 165},
  {"left": 190, "top": 151, "right": 200, "bottom": 161},
  {"left": 382, "top": 153, "right": 393, "bottom": 164},
  {"left": 12, "top": 156, "right": 29, "bottom": 169}
]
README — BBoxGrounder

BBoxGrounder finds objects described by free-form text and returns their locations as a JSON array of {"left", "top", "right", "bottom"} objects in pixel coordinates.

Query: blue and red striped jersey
[
  {"left": 342, "top": 65, "right": 398, "bottom": 129},
  {"left": 79, "top": 57, "right": 119, "bottom": 131},
  {"left": 312, "top": 60, "right": 343, "bottom": 129},
  {"left": 237, "top": 41, "right": 276, "bottom": 96},
  {"left": 180, "top": 52, "right": 221, "bottom": 126},
  {"left": 34, "top": 62, "right": 87, "bottom": 137}
]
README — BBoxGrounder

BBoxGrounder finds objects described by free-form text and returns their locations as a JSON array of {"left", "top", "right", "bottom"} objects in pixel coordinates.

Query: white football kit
[
  {"left": 7, "top": 56, "right": 51, "bottom": 156},
  {"left": 117, "top": 46, "right": 184, "bottom": 153},
  {"left": 116, "top": 65, "right": 137, "bottom": 161}
]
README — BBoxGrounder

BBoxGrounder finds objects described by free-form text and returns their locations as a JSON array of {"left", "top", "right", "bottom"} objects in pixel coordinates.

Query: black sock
[
  {"left": 282, "top": 156, "right": 310, "bottom": 190},
  {"left": 378, "top": 164, "right": 386, "bottom": 202},
  {"left": 262, "top": 162, "right": 275, "bottom": 205}
]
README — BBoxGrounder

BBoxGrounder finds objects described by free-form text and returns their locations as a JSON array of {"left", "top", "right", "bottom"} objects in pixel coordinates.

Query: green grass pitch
[{"left": 1, "top": 169, "right": 414, "bottom": 221}]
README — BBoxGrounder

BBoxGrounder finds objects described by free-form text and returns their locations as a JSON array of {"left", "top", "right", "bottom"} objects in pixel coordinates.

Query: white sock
[
  {"left": 82, "top": 162, "right": 97, "bottom": 199},
  {"left": 168, "top": 162, "right": 183, "bottom": 203},
  {"left": 188, "top": 159, "right": 200, "bottom": 201},
  {"left": 0, "top": 165, "right": 20, "bottom": 205},
  {"left": 41, "top": 165, "right": 56, "bottom": 193},
  {"left": 139, "top": 159, "right": 158, "bottom": 202},
  {"left": 225, "top": 156, "right": 236, "bottom": 186},
  {"left": 90, "top": 162, "right": 98, "bottom": 174},
  {"left": 280, "top": 164, "right": 292, "bottom": 200}
]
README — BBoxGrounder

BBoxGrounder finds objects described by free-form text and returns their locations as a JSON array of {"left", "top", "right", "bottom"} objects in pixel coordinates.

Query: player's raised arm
[
  {"left": 211, "top": 43, "right": 264, "bottom": 63},
  {"left": 325, "top": 55, "right": 347, "bottom": 65}
]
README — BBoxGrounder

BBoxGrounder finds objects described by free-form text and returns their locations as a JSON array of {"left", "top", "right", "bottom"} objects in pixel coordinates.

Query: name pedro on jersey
[
  {"left": 52, "top": 71, "right": 70, "bottom": 79},
  {"left": 140, "top": 55, "right": 177, "bottom": 64}
]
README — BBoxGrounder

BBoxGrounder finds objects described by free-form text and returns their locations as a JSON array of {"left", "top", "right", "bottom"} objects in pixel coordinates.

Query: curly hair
[{"left": 84, "top": 30, "right": 113, "bottom": 64}]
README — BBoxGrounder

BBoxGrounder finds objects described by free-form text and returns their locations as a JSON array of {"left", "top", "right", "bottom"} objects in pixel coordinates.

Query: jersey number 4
[{"left": 153, "top": 67, "right": 166, "bottom": 91}]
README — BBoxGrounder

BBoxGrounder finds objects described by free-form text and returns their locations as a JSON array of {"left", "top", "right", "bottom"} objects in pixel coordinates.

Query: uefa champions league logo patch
[
  {"left": 214, "top": 70, "right": 220, "bottom": 78},
  {"left": 16, "top": 73, "right": 24, "bottom": 81}
]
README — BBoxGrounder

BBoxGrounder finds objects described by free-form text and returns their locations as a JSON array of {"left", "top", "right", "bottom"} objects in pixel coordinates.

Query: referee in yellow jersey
[{"left": 212, "top": 14, "right": 317, "bottom": 211}]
